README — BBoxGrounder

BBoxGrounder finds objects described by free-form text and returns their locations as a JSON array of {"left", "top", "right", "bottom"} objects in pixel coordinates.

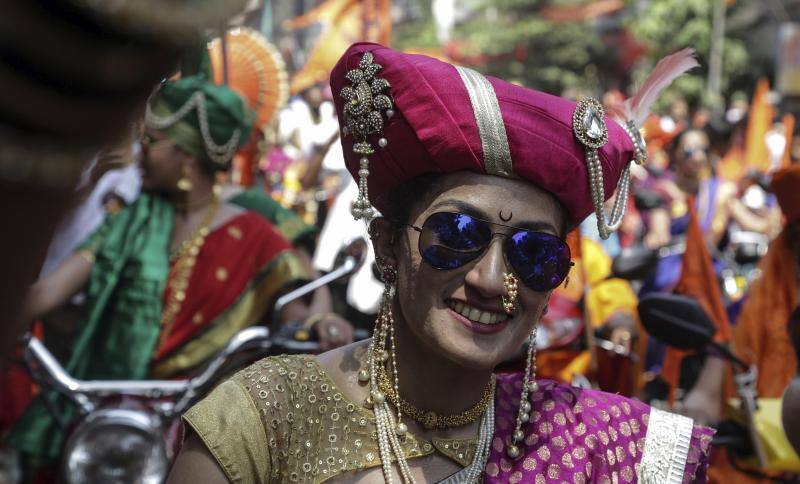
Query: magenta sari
[{"left": 485, "top": 374, "right": 714, "bottom": 483}]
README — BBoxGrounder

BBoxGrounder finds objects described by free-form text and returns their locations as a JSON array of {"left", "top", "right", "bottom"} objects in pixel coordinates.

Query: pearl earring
[{"left": 507, "top": 326, "right": 539, "bottom": 459}]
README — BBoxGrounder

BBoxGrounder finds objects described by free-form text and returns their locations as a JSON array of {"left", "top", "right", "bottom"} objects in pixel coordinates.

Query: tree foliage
[
  {"left": 393, "top": 0, "right": 762, "bottom": 110},
  {"left": 452, "top": 0, "right": 610, "bottom": 95},
  {"left": 628, "top": 0, "right": 751, "bottom": 109}
]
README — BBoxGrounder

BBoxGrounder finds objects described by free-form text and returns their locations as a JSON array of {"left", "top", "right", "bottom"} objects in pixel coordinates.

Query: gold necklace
[
  {"left": 172, "top": 186, "right": 219, "bottom": 213},
  {"left": 375, "top": 362, "right": 495, "bottom": 430},
  {"left": 157, "top": 195, "right": 220, "bottom": 352}
]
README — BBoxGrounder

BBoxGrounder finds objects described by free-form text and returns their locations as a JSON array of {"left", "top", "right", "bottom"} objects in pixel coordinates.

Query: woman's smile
[{"left": 446, "top": 298, "right": 510, "bottom": 334}]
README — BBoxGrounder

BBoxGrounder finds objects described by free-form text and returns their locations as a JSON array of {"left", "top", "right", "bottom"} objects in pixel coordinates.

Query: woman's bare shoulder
[
  {"left": 166, "top": 431, "right": 230, "bottom": 484},
  {"left": 315, "top": 339, "right": 371, "bottom": 403}
]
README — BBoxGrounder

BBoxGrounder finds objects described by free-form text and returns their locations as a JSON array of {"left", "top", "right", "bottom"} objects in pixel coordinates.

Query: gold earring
[
  {"left": 508, "top": 326, "right": 539, "bottom": 459},
  {"left": 502, "top": 272, "right": 518, "bottom": 315},
  {"left": 177, "top": 163, "right": 192, "bottom": 192}
]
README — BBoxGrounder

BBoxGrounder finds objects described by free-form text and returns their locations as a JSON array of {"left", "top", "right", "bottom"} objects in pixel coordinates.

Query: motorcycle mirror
[
  {"left": 273, "top": 237, "right": 369, "bottom": 321},
  {"left": 637, "top": 293, "right": 715, "bottom": 351},
  {"left": 333, "top": 237, "right": 368, "bottom": 274},
  {"left": 611, "top": 246, "right": 659, "bottom": 281}
]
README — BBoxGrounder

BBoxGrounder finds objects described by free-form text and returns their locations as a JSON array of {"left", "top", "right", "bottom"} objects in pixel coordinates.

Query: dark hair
[{"left": 383, "top": 173, "right": 444, "bottom": 225}]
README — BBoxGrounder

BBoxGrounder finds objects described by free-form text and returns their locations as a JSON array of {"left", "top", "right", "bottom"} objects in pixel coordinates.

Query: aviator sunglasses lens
[
  {"left": 417, "top": 212, "right": 571, "bottom": 291},
  {"left": 505, "top": 231, "right": 571, "bottom": 291},
  {"left": 418, "top": 212, "right": 491, "bottom": 269}
]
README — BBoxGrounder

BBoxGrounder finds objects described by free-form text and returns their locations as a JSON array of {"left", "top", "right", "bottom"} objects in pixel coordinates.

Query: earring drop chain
[
  {"left": 362, "top": 264, "right": 495, "bottom": 482},
  {"left": 508, "top": 326, "right": 539, "bottom": 459}
]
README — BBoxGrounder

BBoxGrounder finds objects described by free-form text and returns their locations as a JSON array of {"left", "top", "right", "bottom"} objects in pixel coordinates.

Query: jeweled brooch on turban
[{"left": 339, "top": 52, "right": 394, "bottom": 221}]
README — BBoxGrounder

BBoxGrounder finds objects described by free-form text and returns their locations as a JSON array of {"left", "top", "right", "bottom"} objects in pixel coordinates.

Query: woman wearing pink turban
[{"left": 168, "top": 43, "right": 713, "bottom": 483}]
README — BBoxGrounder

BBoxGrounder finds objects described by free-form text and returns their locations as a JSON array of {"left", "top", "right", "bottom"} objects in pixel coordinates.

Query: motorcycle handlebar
[
  {"left": 25, "top": 336, "right": 192, "bottom": 415},
  {"left": 273, "top": 257, "right": 357, "bottom": 322}
]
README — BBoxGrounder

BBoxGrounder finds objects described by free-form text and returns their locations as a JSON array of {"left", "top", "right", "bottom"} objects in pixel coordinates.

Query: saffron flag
[
  {"left": 286, "top": 0, "right": 392, "bottom": 95},
  {"left": 661, "top": 199, "right": 731, "bottom": 402},
  {"left": 745, "top": 78, "right": 776, "bottom": 172}
]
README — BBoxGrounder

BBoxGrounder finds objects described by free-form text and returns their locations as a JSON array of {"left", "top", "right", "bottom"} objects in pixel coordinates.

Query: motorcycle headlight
[{"left": 64, "top": 409, "right": 167, "bottom": 484}]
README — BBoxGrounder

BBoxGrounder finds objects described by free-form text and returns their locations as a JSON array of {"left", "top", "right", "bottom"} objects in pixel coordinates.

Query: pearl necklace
[
  {"left": 364, "top": 281, "right": 495, "bottom": 483},
  {"left": 367, "top": 343, "right": 496, "bottom": 484}
]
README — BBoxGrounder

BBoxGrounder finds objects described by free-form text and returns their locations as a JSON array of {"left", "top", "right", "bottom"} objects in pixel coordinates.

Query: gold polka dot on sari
[
  {"left": 523, "top": 456, "right": 537, "bottom": 471},
  {"left": 492, "top": 437, "right": 504, "bottom": 453},
  {"left": 606, "top": 448, "right": 616, "bottom": 466},
  {"left": 537, "top": 446, "right": 551, "bottom": 461},
  {"left": 227, "top": 225, "right": 243, "bottom": 239},
  {"left": 630, "top": 418, "right": 641, "bottom": 434},
  {"left": 215, "top": 267, "right": 228, "bottom": 281},
  {"left": 621, "top": 465, "right": 634, "bottom": 482}
]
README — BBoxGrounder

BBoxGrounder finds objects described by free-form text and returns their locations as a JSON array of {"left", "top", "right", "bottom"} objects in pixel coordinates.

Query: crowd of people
[{"left": 1, "top": 19, "right": 799, "bottom": 484}]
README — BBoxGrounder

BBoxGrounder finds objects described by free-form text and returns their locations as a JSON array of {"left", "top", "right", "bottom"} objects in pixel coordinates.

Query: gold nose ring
[{"left": 502, "top": 272, "right": 519, "bottom": 315}]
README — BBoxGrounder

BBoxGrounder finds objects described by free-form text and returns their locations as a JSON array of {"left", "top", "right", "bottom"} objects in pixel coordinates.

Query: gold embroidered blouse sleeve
[
  {"left": 226, "top": 354, "right": 478, "bottom": 483},
  {"left": 183, "top": 379, "right": 270, "bottom": 484}
]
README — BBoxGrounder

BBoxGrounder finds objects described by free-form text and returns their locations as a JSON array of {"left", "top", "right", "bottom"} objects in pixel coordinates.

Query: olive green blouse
[{"left": 183, "top": 355, "right": 478, "bottom": 483}]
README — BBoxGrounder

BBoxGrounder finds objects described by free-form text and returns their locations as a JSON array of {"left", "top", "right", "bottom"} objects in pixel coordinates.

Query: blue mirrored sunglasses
[{"left": 407, "top": 212, "right": 572, "bottom": 292}]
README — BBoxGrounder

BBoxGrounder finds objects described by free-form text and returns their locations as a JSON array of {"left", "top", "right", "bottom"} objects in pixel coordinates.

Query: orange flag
[
  {"left": 285, "top": 0, "right": 392, "bottom": 95},
  {"left": 745, "top": 78, "right": 776, "bottom": 172},
  {"left": 660, "top": 200, "right": 731, "bottom": 401}
]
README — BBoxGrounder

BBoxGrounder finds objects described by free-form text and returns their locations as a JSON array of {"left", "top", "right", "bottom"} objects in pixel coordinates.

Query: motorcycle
[
  {"left": 638, "top": 293, "right": 800, "bottom": 479},
  {"left": 17, "top": 238, "right": 369, "bottom": 484}
]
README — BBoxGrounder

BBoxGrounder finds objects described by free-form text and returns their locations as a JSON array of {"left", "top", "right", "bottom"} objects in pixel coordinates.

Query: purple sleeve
[{"left": 684, "top": 424, "right": 715, "bottom": 483}]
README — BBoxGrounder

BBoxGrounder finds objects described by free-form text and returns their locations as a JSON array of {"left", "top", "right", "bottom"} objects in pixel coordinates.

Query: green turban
[{"left": 146, "top": 74, "right": 255, "bottom": 172}]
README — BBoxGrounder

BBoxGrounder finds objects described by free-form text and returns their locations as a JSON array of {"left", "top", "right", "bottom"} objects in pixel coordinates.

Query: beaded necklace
[
  {"left": 157, "top": 195, "right": 220, "bottom": 352},
  {"left": 360, "top": 276, "right": 495, "bottom": 483}
]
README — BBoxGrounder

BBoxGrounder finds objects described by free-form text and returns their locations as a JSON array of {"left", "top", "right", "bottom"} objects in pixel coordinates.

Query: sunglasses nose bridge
[{"left": 464, "top": 237, "right": 511, "bottom": 298}]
